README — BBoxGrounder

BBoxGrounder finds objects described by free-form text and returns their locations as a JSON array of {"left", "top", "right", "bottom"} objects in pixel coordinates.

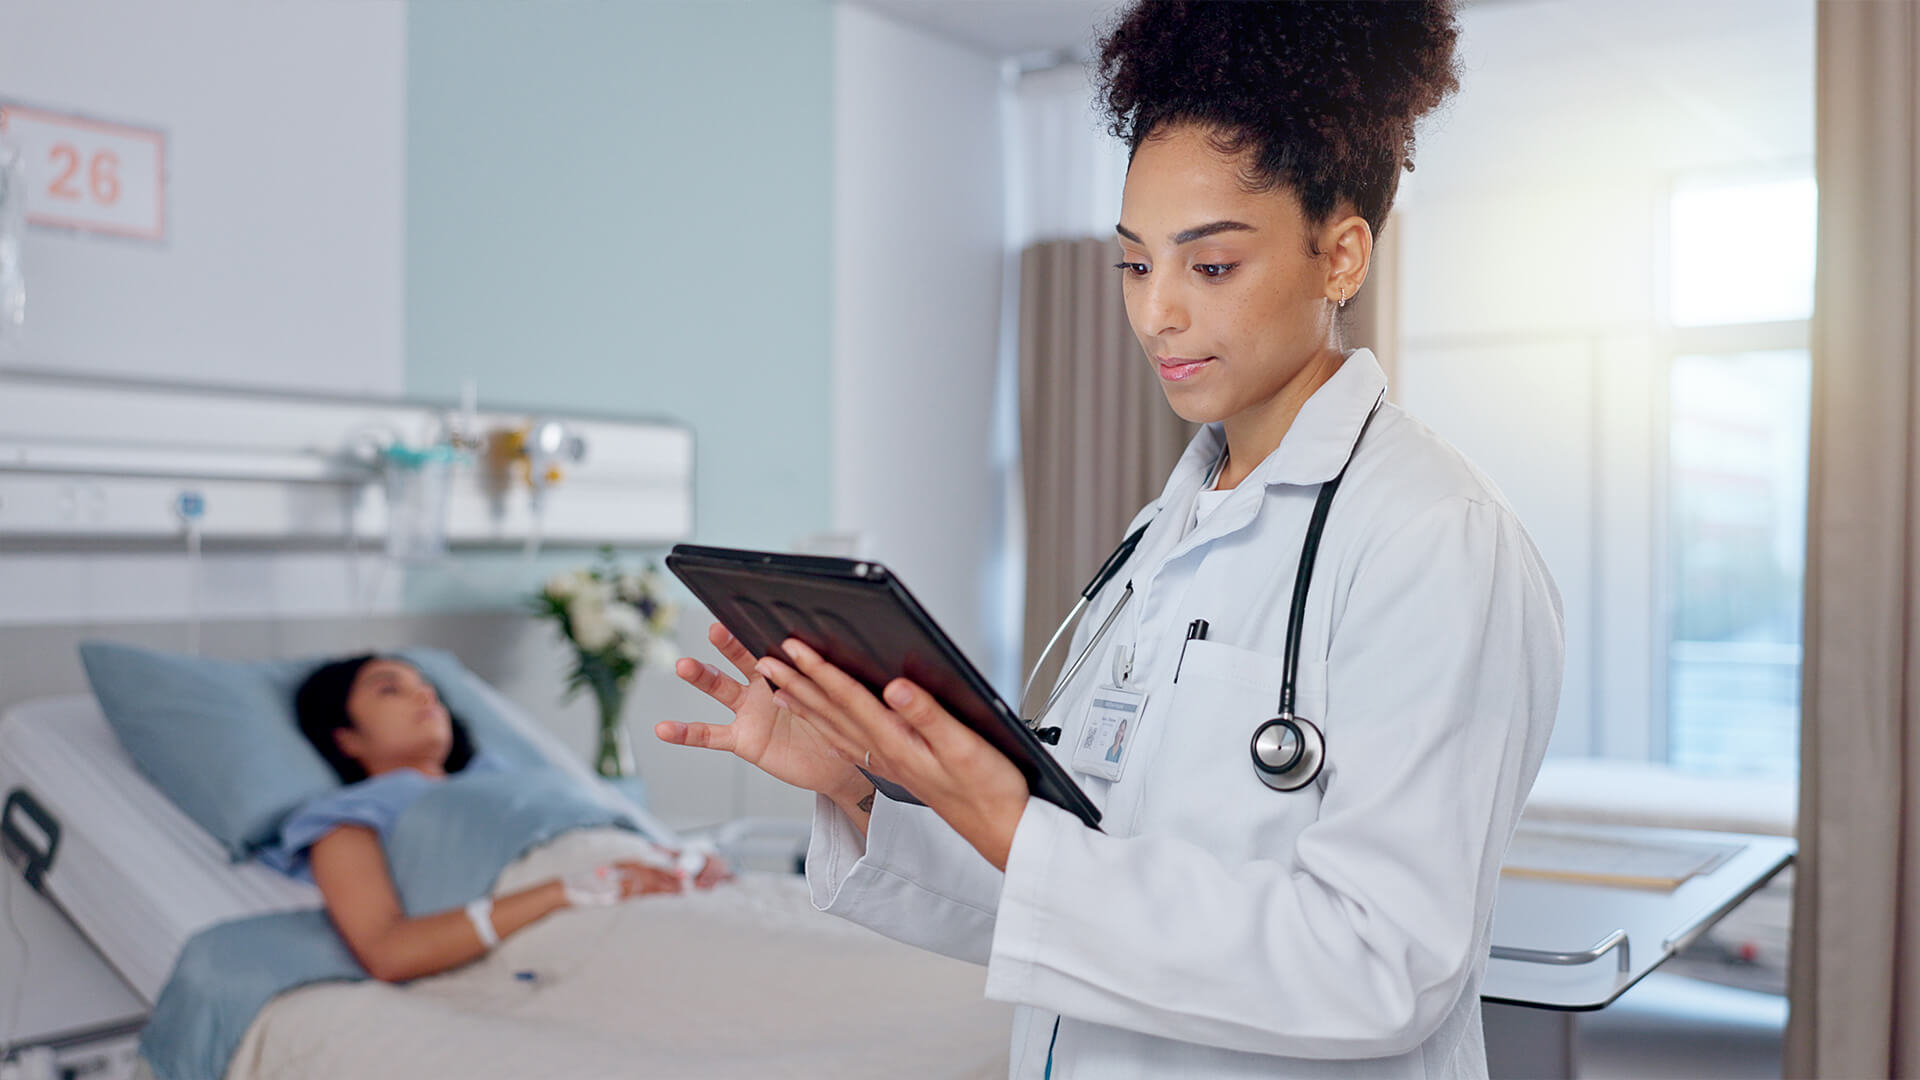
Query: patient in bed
[{"left": 264, "top": 654, "right": 728, "bottom": 982}]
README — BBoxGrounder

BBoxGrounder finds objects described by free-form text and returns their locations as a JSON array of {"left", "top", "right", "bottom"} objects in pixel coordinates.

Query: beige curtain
[
  {"left": 1018, "top": 238, "right": 1191, "bottom": 685},
  {"left": 1786, "top": 4, "right": 1920, "bottom": 1076},
  {"left": 1346, "top": 210, "right": 1400, "bottom": 389},
  {"left": 1015, "top": 227, "right": 1399, "bottom": 689}
]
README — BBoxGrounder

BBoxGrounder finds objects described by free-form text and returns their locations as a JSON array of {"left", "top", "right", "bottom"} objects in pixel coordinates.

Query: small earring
[{"left": 1338, "top": 285, "right": 1350, "bottom": 309}]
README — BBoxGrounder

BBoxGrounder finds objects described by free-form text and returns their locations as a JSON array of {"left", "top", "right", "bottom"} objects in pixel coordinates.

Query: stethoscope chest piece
[{"left": 1250, "top": 714, "right": 1325, "bottom": 792}]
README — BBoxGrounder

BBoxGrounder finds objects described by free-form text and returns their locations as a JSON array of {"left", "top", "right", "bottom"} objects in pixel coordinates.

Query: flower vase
[{"left": 592, "top": 688, "right": 637, "bottom": 779}]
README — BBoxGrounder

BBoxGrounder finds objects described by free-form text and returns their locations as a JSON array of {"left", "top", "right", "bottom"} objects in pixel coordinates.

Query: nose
[{"left": 1135, "top": 268, "right": 1188, "bottom": 339}]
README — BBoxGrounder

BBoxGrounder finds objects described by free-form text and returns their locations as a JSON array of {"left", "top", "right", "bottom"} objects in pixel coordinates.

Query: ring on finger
[{"left": 864, "top": 749, "right": 872, "bottom": 768}]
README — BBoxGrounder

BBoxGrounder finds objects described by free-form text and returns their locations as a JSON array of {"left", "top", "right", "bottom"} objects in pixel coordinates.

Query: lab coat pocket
[{"left": 1142, "top": 640, "right": 1327, "bottom": 862}]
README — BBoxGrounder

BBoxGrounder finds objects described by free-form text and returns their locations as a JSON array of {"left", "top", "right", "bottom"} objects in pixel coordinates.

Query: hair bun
[{"left": 1096, "top": 0, "right": 1462, "bottom": 235}]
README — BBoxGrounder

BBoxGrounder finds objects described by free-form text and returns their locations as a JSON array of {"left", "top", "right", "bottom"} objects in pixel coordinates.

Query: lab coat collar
[
  {"left": 1165, "top": 347, "right": 1389, "bottom": 499},
  {"left": 1137, "top": 349, "right": 1388, "bottom": 579}
]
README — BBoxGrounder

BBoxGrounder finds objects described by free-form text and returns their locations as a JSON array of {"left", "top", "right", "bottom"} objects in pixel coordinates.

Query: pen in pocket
[{"left": 1174, "top": 619, "right": 1209, "bottom": 683}]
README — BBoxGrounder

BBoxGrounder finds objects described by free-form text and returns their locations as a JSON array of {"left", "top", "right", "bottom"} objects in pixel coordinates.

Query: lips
[{"left": 1157, "top": 356, "right": 1214, "bottom": 382}]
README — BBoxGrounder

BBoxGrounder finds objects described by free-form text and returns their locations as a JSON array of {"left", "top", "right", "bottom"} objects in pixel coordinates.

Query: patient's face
[{"left": 338, "top": 659, "right": 453, "bottom": 773}]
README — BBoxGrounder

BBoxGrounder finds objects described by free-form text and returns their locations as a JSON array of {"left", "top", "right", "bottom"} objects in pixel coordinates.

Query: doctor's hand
[
  {"left": 656, "top": 622, "right": 875, "bottom": 816},
  {"left": 754, "top": 638, "right": 1030, "bottom": 871}
]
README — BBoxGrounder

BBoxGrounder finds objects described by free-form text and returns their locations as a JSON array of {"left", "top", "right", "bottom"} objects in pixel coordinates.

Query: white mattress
[{"left": 0, "top": 695, "right": 320, "bottom": 1002}]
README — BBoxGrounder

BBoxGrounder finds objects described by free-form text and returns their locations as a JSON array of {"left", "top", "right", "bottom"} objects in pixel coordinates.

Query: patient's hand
[
  {"left": 693, "top": 854, "right": 733, "bottom": 890},
  {"left": 612, "top": 861, "right": 686, "bottom": 898},
  {"left": 658, "top": 622, "right": 871, "bottom": 808}
]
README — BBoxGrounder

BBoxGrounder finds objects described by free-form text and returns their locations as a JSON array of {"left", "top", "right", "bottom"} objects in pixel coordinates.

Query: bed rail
[{"left": 1, "top": 787, "right": 60, "bottom": 894}]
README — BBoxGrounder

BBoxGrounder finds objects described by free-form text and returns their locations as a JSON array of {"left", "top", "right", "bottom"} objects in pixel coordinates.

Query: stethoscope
[{"left": 1015, "top": 399, "right": 1382, "bottom": 792}]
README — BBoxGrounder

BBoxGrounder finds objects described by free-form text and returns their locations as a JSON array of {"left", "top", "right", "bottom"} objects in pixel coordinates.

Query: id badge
[{"left": 1072, "top": 685, "right": 1148, "bottom": 782}]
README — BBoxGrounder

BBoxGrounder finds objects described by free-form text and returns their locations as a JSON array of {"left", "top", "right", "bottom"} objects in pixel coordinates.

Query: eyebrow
[{"left": 1115, "top": 220, "right": 1258, "bottom": 246}]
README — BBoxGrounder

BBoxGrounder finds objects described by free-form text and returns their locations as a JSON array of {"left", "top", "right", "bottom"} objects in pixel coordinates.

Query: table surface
[{"left": 1481, "top": 822, "right": 1796, "bottom": 1010}]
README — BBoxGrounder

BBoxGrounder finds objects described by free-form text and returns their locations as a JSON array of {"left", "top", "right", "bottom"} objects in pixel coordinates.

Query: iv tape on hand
[
  {"left": 560, "top": 865, "right": 623, "bottom": 907},
  {"left": 563, "top": 841, "right": 718, "bottom": 906},
  {"left": 624, "top": 839, "right": 718, "bottom": 879}
]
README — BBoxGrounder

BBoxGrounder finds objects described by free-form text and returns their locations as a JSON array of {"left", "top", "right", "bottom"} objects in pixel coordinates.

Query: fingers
[
  {"left": 674, "top": 656, "right": 745, "bottom": 711},
  {"left": 644, "top": 866, "right": 685, "bottom": 894},
  {"left": 882, "top": 678, "right": 976, "bottom": 757},
  {"left": 755, "top": 655, "right": 840, "bottom": 725},
  {"left": 619, "top": 863, "right": 684, "bottom": 896},
  {"left": 695, "top": 857, "right": 733, "bottom": 890},
  {"left": 707, "top": 622, "right": 761, "bottom": 682},
  {"left": 653, "top": 719, "right": 735, "bottom": 753},
  {"left": 779, "top": 639, "right": 884, "bottom": 714},
  {"left": 756, "top": 656, "right": 866, "bottom": 762},
  {"left": 771, "top": 639, "right": 928, "bottom": 765}
]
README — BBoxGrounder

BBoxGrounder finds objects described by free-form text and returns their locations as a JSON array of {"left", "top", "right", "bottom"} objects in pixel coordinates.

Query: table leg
[{"left": 1484, "top": 1002, "right": 1577, "bottom": 1080}]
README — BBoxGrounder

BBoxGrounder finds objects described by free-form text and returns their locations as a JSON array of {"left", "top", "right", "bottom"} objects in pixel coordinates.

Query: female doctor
[{"left": 659, "top": 2, "right": 1563, "bottom": 1077}]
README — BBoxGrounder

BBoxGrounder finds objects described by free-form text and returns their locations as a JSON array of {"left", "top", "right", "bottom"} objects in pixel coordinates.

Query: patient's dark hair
[
  {"left": 1096, "top": 0, "right": 1463, "bottom": 245},
  {"left": 295, "top": 655, "right": 476, "bottom": 784}
]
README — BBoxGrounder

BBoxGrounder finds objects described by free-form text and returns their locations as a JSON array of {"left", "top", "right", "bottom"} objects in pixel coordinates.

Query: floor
[{"left": 1577, "top": 973, "right": 1787, "bottom": 1080}]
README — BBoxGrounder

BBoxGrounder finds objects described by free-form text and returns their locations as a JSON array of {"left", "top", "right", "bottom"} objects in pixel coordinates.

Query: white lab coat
[{"left": 806, "top": 348, "right": 1563, "bottom": 1079}]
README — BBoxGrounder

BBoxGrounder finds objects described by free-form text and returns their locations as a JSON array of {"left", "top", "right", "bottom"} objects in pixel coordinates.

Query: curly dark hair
[{"left": 1097, "top": 0, "right": 1462, "bottom": 247}]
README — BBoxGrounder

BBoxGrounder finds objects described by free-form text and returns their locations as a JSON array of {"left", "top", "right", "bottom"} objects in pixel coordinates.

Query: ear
[
  {"left": 1322, "top": 214, "right": 1373, "bottom": 302},
  {"left": 333, "top": 727, "right": 366, "bottom": 761}
]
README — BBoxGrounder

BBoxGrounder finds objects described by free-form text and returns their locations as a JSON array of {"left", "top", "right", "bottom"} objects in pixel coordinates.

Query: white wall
[
  {"left": 0, "top": 1, "right": 406, "bottom": 633},
  {"left": 0, "top": 0, "right": 404, "bottom": 393},
  {"left": 832, "top": 3, "right": 1007, "bottom": 677},
  {"left": 1393, "top": 0, "right": 1814, "bottom": 759}
]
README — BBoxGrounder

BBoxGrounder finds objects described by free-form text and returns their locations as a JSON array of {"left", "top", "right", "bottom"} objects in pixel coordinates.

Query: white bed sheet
[
  {"left": 220, "top": 829, "right": 1012, "bottom": 1080},
  {"left": 0, "top": 695, "right": 320, "bottom": 1002}
]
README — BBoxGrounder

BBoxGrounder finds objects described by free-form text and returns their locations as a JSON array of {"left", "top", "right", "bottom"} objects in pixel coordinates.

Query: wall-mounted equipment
[
  {"left": 487, "top": 419, "right": 589, "bottom": 557},
  {"left": 0, "top": 369, "right": 693, "bottom": 550},
  {"left": 379, "top": 443, "right": 463, "bottom": 562}
]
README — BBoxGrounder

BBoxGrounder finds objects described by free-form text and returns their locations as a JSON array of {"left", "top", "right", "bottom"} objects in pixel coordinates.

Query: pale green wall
[{"left": 405, "top": 0, "right": 833, "bottom": 606}]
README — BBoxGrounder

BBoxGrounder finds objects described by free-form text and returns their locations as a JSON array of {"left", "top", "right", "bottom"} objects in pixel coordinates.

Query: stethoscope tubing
[{"left": 1019, "top": 396, "right": 1384, "bottom": 753}]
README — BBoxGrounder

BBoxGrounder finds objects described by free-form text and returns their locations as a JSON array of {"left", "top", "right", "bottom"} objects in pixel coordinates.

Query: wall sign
[{"left": 0, "top": 103, "right": 166, "bottom": 243}]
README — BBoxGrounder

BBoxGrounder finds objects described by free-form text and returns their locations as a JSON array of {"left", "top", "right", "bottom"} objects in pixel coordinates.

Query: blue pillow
[{"left": 78, "top": 642, "right": 551, "bottom": 860}]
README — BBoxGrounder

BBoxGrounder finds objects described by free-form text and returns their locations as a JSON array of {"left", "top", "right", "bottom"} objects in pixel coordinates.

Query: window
[
  {"left": 1666, "top": 350, "right": 1810, "bottom": 776},
  {"left": 1662, "top": 175, "right": 1816, "bottom": 778},
  {"left": 1669, "top": 177, "right": 1817, "bottom": 328}
]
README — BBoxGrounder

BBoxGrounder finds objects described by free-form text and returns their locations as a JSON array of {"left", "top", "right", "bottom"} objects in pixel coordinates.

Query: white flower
[
  {"left": 604, "top": 604, "right": 645, "bottom": 642},
  {"left": 568, "top": 594, "right": 615, "bottom": 652},
  {"left": 646, "top": 598, "right": 679, "bottom": 637},
  {"left": 616, "top": 573, "right": 643, "bottom": 603},
  {"left": 546, "top": 569, "right": 595, "bottom": 602},
  {"left": 648, "top": 637, "right": 680, "bottom": 665}
]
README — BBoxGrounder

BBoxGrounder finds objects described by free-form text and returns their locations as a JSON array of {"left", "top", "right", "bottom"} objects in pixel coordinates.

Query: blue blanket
[{"left": 140, "top": 768, "right": 640, "bottom": 1080}]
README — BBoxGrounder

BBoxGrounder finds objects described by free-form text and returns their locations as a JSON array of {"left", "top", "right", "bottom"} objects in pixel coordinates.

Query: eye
[
  {"left": 1195, "top": 263, "right": 1238, "bottom": 279},
  {"left": 1113, "top": 261, "right": 1149, "bottom": 277}
]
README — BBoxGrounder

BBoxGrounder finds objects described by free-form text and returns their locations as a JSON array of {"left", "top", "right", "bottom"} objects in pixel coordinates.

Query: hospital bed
[{"left": 0, "top": 692, "right": 1011, "bottom": 1080}]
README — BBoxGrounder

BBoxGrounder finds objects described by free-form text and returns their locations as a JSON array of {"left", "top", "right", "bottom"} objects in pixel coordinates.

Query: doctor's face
[{"left": 1116, "top": 124, "right": 1362, "bottom": 427}]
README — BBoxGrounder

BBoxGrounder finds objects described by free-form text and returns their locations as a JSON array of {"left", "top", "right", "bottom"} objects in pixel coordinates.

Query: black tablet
[{"left": 665, "top": 544, "right": 1102, "bottom": 830}]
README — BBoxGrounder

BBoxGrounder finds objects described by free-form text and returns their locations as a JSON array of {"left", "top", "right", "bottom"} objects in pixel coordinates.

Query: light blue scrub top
[{"left": 258, "top": 753, "right": 508, "bottom": 881}]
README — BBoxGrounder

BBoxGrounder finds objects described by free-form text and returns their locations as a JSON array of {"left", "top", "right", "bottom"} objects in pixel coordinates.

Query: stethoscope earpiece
[{"left": 1250, "top": 714, "right": 1325, "bottom": 792}]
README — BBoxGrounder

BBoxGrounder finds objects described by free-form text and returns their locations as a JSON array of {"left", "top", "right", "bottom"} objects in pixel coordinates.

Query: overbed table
[{"left": 1480, "top": 823, "right": 1796, "bottom": 1079}]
